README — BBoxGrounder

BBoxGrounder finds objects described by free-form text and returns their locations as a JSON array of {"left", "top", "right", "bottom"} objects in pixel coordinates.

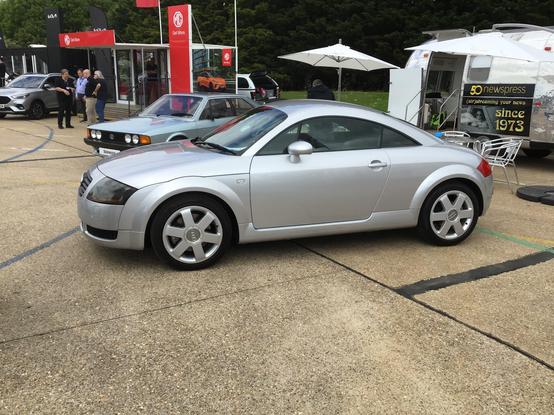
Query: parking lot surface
[{"left": 1, "top": 116, "right": 553, "bottom": 414}]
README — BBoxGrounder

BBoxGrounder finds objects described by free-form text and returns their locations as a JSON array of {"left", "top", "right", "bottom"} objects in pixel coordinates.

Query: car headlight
[
  {"left": 124, "top": 134, "right": 131, "bottom": 144},
  {"left": 95, "top": 130, "right": 102, "bottom": 139},
  {"left": 11, "top": 94, "right": 29, "bottom": 100},
  {"left": 86, "top": 177, "right": 137, "bottom": 205},
  {"left": 132, "top": 134, "right": 139, "bottom": 145}
]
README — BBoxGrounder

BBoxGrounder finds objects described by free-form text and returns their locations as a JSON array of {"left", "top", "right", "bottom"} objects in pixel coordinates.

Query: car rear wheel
[
  {"left": 150, "top": 194, "right": 232, "bottom": 270},
  {"left": 417, "top": 182, "right": 478, "bottom": 246},
  {"left": 0, "top": 113, "right": 6, "bottom": 118},
  {"left": 28, "top": 100, "right": 45, "bottom": 120}
]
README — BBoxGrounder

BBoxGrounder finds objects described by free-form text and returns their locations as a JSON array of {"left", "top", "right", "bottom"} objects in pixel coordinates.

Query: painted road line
[
  {"left": 0, "top": 125, "right": 54, "bottom": 163},
  {"left": 478, "top": 226, "right": 554, "bottom": 253},
  {"left": 0, "top": 227, "right": 80, "bottom": 271}
]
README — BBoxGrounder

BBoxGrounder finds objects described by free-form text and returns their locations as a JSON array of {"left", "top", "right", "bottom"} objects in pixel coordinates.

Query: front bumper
[
  {"left": 0, "top": 98, "right": 28, "bottom": 114},
  {"left": 84, "top": 137, "right": 136, "bottom": 152},
  {"left": 77, "top": 168, "right": 145, "bottom": 250}
]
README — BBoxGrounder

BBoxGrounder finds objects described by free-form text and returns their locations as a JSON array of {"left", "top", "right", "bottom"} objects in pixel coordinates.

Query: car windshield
[
  {"left": 199, "top": 107, "right": 287, "bottom": 154},
  {"left": 141, "top": 95, "right": 203, "bottom": 117},
  {"left": 8, "top": 76, "right": 45, "bottom": 88}
]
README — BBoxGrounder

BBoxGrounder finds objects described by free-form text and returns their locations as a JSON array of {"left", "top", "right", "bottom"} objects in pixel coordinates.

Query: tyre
[
  {"left": 522, "top": 148, "right": 551, "bottom": 158},
  {"left": 28, "top": 100, "right": 45, "bottom": 120},
  {"left": 417, "top": 182, "right": 479, "bottom": 246},
  {"left": 0, "top": 113, "right": 6, "bottom": 118},
  {"left": 150, "top": 194, "right": 232, "bottom": 270}
]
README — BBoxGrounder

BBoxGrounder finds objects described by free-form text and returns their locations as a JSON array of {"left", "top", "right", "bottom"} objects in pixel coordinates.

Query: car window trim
[{"left": 255, "top": 115, "right": 421, "bottom": 156}]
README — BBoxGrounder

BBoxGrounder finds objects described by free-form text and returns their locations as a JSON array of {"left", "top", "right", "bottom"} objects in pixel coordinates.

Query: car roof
[{"left": 268, "top": 99, "right": 382, "bottom": 116}]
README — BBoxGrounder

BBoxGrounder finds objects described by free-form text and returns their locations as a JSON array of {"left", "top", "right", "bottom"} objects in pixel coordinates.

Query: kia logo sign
[
  {"left": 64, "top": 34, "right": 71, "bottom": 46},
  {"left": 47, "top": 13, "right": 58, "bottom": 19},
  {"left": 173, "top": 11, "right": 183, "bottom": 28}
]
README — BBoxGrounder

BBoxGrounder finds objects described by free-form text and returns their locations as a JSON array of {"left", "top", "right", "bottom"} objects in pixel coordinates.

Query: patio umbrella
[
  {"left": 406, "top": 32, "right": 554, "bottom": 62},
  {"left": 278, "top": 40, "right": 398, "bottom": 100}
]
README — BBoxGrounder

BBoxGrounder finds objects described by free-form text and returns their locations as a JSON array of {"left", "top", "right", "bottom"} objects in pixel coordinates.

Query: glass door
[{"left": 115, "top": 50, "right": 134, "bottom": 104}]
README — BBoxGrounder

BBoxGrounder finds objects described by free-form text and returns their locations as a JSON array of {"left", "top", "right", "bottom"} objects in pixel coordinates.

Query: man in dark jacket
[
  {"left": 54, "top": 69, "right": 75, "bottom": 129},
  {"left": 307, "top": 79, "right": 335, "bottom": 100}
]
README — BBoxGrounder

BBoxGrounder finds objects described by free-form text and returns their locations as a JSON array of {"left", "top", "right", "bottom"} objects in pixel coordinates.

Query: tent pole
[{"left": 337, "top": 67, "right": 342, "bottom": 101}]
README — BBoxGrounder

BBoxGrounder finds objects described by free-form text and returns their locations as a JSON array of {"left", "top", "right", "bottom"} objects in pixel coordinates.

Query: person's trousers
[
  {"left": 95, "top": 99, "right": 106, "bottom": 123},
  {"left": 85, "top": 97, "right": 97, "bottom": 124},
  {"left": 57, "top": 98, "right": 72, "bottom": 127},
  {"left": 77, "top": 93, "right": 87, "bottom": 121}
]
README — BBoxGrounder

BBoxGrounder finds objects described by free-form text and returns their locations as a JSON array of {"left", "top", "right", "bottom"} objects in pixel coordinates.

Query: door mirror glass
[
  {"left": 43, "top": 83, "right": 52, "bottom": 89},
  {"left": 287, "top": 140, "right": 313, "bottom": 162}
]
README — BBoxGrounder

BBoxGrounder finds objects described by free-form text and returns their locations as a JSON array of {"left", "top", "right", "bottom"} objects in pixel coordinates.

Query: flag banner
[
  {"left": 136, "top": 0, "right": 159, "bottom": 8},
  {"left": 222, "top": 49, "right": 233, "bottom": 67},
  {"left": 168, "top": 4, "right": 192, "bottom": 93},
  {"left": 59, "top": 30, "right": 115, "bottom": 48}
]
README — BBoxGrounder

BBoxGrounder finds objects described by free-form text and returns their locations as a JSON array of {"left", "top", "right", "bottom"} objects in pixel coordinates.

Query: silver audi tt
[{"left": 78, "top": 100, "right": 493, "bottom": 270}]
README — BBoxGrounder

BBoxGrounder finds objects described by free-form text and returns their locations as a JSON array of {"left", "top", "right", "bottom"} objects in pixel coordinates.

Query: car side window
[
  {"left": 237, "top": 77, "right": 249, "bottom": 89},
  {"left": 209, "top": 99, "right": 235, "bottom": 119},
  {"left": 229, "top": 98, "right": 254, "bottom": 115},
  {"left": 44, "top": 76, "right": 59, "bottom": 88},
  {"left": 381, "top": 126, "right": 419, "bottom": 148}
]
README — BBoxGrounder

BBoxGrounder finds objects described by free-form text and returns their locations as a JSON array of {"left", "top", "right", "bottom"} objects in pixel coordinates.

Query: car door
[
  {"left": 41, "top": 76, "right": 59, "bottom": 110},
  {"left": 249, "top": 116, "right": 391, "bottom": 229}
]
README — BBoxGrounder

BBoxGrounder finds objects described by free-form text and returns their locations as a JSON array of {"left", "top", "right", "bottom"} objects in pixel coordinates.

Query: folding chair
[{"left": 480, "top": 137, "right": 522, "bottom": 193}]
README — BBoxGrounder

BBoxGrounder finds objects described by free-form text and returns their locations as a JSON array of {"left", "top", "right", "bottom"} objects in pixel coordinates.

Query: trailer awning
[{"left": 406, "top": 32, "right": 554, "bottom": 62}]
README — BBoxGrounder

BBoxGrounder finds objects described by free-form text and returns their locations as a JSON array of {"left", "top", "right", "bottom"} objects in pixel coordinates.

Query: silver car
[
  {"left": 85, "top": 93, "right": 256, "bottom": 157},
  {"left": 0, "top": 73, "right": 73, "bottom": 119},
  {"left": 78, "top": 100, "right": 493, "bottom": 270}
]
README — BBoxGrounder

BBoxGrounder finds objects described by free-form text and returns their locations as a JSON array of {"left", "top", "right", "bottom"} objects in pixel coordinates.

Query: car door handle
[{"left": 369, "top": 160, "right": 387, "bottom": 168}]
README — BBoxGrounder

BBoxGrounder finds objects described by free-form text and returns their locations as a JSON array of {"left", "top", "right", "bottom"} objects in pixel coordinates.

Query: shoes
[
  {"left": 58, "top": 125, "right": 64, "bottom": 129},
  {"left": 80, "top": 119, "right": 87, "bottom": 123},
  {"left": 66, "top": 125, "right": 74, "bottom": 129}
]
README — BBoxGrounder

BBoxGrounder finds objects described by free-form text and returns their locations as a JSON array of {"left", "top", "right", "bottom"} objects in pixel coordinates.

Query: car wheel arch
[
  {"left": 167, "top": 134, "right": 188, "bottom": 142},
  {"left": 144, "top": 190, "right": 240, "bottom": 247},
  {"left": 410, "top": 168, "right": 485, "bottom": 217}
]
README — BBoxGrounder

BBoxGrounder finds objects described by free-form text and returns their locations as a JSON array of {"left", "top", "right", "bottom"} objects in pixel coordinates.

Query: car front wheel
[
  {"left": 150, "top": 194, "right": 232, "bottom": 270},
  {"left": 28, "top": 100, "right": 45, "bottom": 120},
  {"left": 417, "top": 182, "right": 478, "bottom": 246}
]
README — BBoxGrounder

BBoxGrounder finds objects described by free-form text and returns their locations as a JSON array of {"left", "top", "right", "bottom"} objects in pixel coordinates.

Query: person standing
[
  {"left": 84, "top": 69, "right": 98, "bottom": 125},
  {"left": 0, "top": 56, "right": 6, "bottom": 87},
  {"left": 146, "top": 57, "right": 159, "bottom": 104},
  {"left": 75, "top": 68, "right": 88, "bottom": 123},
  {"left": 307, "top": 79, "right": 335, "bottom": 101},
  {"left": 94, "top": 70, "right": 108, "bottom": 123},
  {"left": 54, "top": 69, "right": 75, "bottom": 129}
]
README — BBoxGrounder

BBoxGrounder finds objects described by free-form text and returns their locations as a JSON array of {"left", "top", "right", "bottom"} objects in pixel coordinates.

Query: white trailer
[{"left": 388, "top": 24, "right": 554, "bottom": 158}]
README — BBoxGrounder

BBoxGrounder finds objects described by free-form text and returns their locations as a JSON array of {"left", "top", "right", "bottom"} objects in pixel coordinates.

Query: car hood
[
  {"left": 90, "top": 116, "right": 194, "bottom": 135},
  {"left": 96, "top": 141, "right": 249, "bottom": 188},
  {"left": 0, "top": 87, "right": 41, "bottom": 96}
]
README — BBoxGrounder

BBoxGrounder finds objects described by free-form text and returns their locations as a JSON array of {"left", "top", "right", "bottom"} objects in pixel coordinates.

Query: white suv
[{"left": 237, "top": 71, "right": 280, "bottom": 102}]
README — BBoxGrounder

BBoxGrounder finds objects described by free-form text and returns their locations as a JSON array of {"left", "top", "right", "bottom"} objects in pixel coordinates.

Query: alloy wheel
[
  {"left": 429, "top": 190, "right": 474, "bottom": 240},
  {"left": 162, "top": 205, "right": 223, "bottom": 264}
]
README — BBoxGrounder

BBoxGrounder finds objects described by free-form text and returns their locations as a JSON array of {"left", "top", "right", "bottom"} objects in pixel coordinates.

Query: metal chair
[{"left": 479, "top": 137, "right": 523, "bottom": 193}]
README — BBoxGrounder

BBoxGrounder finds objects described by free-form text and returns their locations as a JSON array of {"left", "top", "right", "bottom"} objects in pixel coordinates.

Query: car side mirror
[
  {"left": 43, "top": 83, "right": 52, "bottom": 89},
  {"left": 288, "top": 140, "right": 313, "bottom": 163}
]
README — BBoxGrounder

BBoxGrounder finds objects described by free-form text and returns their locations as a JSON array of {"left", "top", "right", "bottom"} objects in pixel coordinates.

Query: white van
[{"left": 388, "top": 24, "right": 554, "bottom": 158}]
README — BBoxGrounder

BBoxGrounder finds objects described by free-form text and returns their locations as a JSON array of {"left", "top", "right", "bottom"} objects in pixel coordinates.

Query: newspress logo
[
  {"left": 464, "top": 83, "right": 534, "bottom": 98},
  {"left": 173, "top": 11, "right": 183, "bottom": 28}
]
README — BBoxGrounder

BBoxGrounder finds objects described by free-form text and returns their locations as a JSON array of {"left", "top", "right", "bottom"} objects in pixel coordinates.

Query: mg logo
[
  {"left": 173, "top": 11, "right": 184, "bottom": 28},
  {"left": 64, "top": 35, "right": 71, "bottom": 46},
  {"left": 224, "top": 52, "right": 230, "bottom": 61}
]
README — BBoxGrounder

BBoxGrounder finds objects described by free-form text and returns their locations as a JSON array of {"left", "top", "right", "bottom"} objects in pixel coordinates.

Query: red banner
[
  {"left": 168, "top": 4, "right": 192, "bottom": 93},
  {"left": 136, "top": 0, "right": 159, "bottom": 7},
  {"left": 222, "top": 48, "right": 233, "bottom": 67},
  {"left": 59, "top": 30, "right": 115, "bottom": 48}
]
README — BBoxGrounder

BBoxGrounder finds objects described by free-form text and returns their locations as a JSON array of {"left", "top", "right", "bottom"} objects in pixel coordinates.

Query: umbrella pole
[{"left": 337, "top": 67, "right": 342, "bottom": 101}]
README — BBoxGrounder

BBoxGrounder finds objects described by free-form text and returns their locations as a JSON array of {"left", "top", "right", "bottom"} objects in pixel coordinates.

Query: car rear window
[{"left": 251, "top": 76, "right": 277, "bottom": 89}]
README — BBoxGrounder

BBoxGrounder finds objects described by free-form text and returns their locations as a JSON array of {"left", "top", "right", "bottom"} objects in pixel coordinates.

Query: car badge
[{"left": 109, "top": 133, "right": 115, "bottom": 140}]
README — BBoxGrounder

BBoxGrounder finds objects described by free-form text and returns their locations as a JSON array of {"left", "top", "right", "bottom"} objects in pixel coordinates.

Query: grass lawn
[{"left": 280, "top": 90, "right": 388, "bottom": 112}]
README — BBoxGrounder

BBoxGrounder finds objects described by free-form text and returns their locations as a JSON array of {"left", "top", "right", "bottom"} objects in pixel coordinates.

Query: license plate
[
  {"left": 0, "top": 104, "right": 5, "bottom": 109},
  {"left": 98, "top": 147, "right": 120, "bottom": 157}
]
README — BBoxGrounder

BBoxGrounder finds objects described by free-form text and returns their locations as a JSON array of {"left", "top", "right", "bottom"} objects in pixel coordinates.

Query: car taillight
[
  {"left": 477, "top": 158, "right": 492, "bottom": 177},
  {"left": 250, "top": 91, "right": 256, "bottom": 99}
]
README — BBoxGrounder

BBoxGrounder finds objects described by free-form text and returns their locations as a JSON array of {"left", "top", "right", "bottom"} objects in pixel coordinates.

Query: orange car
[{"left": 197, "top": 71, "right": 227, "bottom": 91}]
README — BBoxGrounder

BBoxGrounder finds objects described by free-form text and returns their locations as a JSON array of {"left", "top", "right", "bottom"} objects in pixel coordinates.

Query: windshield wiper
[{"left": 193, "top": 140, "right": 236, "bottom": 155}]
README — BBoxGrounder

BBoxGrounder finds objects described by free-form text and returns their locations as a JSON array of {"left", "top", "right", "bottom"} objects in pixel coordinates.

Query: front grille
[
  {"left": 79, "top": 171, "right": 92, "bottom": 196},
  {"left": 87, "top": 225, "right": 118, "bottom": 240},
  {"left": 0, "top": 96, "right": 11, "bottom": 104},
  {"left": 96, "top": 131, "right": 127, "bottom": 143}
]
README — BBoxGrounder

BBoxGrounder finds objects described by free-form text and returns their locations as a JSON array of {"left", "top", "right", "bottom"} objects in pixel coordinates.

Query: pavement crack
[
  {"left": 295, "top": 241, "right": 554, "bottom": 373},
  {"left": 0, "top": 270, "right": 334, "bottom": 346}
]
